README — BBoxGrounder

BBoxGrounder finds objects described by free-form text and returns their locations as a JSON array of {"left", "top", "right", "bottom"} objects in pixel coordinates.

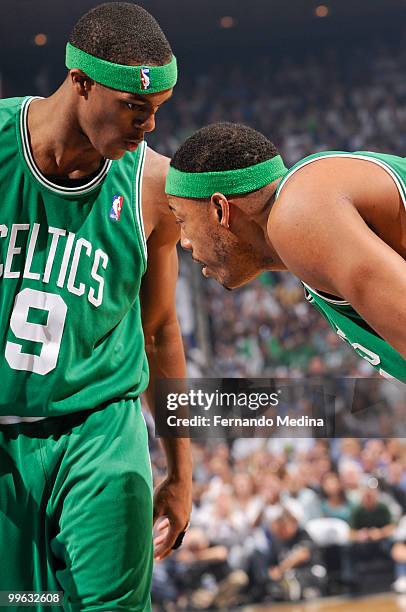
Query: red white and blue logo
[
  {"left": 140, "top": 68, "right": 151, "bottom": 90},
  {"left": 110, "top": 195, "right": 124, "bottom": 221}
]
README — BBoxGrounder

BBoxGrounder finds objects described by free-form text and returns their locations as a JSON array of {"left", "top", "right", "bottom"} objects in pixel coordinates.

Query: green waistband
[
  {"left": 65, "top": 43, "right": 177, "bottom": 94},
  {"left": 165, "top": 156, "right": 288, "bottom": 198}
]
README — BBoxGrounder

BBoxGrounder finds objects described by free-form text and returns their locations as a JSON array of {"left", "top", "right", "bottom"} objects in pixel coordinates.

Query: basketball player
[
  {"left": 0, "top": 3, "right": 191, "bottom": 610},
  {"left": 165, "top": 123, "right": 406, "bottom": 383}
]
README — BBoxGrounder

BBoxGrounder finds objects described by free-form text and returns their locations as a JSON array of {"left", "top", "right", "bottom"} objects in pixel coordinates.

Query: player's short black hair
[
  {"left": 69, "top": 2, "right": 172, "bottom": 65},
  {"left": 171, "top": 123, "right": 279, "bottom": 172}
]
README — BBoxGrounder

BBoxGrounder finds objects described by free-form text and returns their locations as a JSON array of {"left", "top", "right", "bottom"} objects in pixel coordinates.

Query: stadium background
[{"left": 1, "top": 1, "right": 406, "bottom": 609}]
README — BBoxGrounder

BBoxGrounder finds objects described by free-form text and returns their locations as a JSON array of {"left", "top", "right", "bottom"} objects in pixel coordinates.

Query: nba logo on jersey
[
  {"left": 140, "top": 68, "right": 150, "bottom": 90},
  {"left": 109, "top": 195, "right": 124, "bottom": 221}
]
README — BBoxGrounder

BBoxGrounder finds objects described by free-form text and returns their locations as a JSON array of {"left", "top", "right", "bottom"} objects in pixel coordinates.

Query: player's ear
[
  {"left": 69, "top": 69, "right": 95, "bottom": 97},
  {"left": 211, "top": 192, "right": 230, "bottom": 228}
]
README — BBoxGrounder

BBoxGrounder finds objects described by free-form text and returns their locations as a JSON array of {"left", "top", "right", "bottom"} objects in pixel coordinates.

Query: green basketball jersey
[
  {"left": 0, "top": 96, "right": 150, "bottom": 416},
  {"left": 276, "top": 150, "right": 406, "bottom": 383}
]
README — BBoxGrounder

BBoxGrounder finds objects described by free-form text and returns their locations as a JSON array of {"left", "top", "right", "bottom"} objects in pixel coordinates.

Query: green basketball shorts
[{"left": 0, "top": 399, "right": 153, "bottom": 611}]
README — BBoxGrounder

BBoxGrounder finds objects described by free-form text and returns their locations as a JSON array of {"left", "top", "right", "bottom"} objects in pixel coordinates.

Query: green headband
[
  {"left": 165, "top": 156, "right": 288, "bottom": 198},
  {"left": 65, "top": 42, "right": 177, "bottom": 94}
]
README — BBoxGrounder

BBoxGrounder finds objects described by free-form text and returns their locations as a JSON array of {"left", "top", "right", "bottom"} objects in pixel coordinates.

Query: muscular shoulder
[
  {"left": 142, "top": 146, "right": 175, "bottom": 240},
  {"left": 142, "top": 146, "right": 179, "bottom": 244},
  {"left": 143, "top": 146, "right": 170, "bottom": 195},
  {"left": 269, "top": 157, "right": 352, "bottom": 249},
  {"left": 268, "top": 157, "right": 385, "bottom": 292},
  {"left": 273, "top": 155, "right": 400, "bottom": 225}
]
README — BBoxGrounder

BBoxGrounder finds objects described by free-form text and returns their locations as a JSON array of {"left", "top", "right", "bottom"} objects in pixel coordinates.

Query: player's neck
[
  {"left": 26, "top": 85, "right": 103, "bottom": 179},
  {"left": 242, "top": 183, "right": 287, "bottom": 271}
]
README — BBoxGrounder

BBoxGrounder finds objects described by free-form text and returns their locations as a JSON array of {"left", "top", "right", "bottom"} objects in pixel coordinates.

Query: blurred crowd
[
  {"left": 201, "top": 274, "right": 371, "bottom": 378},
  {"left": 149, "top": 38, "right": 406, "bottom": 163},
  {"left": 149, "top": 436, "right": 406, "bottom": 609}
]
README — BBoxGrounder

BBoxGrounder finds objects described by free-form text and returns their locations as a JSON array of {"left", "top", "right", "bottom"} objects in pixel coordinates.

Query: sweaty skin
[
  {"left": 27, "top": 70, "right": 192, "bottom": 559},
  {"left": 269, "top": 157, "right": 406, "bottom": 358}
]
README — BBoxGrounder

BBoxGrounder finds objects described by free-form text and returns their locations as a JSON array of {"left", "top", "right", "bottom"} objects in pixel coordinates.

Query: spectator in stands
[
  {"left": 198, "top": 452, "right": 233, "bottom": 504},
  {"left": 308, "top": 454, "right": 334, "bottom": 496},
  {"left": 200, "top": 488, "right": 245, "bottom": 552},
  {"left": 338, "top": 439, "right": 363, "bottom": 469},
  {"left": 339, "top": 461, "right": 364, "bottom": 505},
  {"left": 350, "top": 486, "right": 394, "bottom": 543},
  {"left": 383, "top": 461, "right": 406, "bottom": 513},
  {"left": 282, "top": 465, "right": 323, "bottom": 524},
  {"left": 174, "top": 527, "right": 248, "bottom": 609},
  {"left": 173, "top": 527, "right": 230, "bottom": 605},
  {"left": 321, "top": 472, "right": 353, "bottom": 523},
  {"left": 340, "top": 485, "right": 396, "bottom": 589},
  {"left": 266, "top": 507, "right": 326, "bottom": 601},
  {"left": 249, "top": 506, "right": 326, "bottom": 602},
  {"left": 257, "top": 472, "right": 282, "bottom": 508},
  {"left": 232, "top": 472, "right": 264, "bottom": 530}
]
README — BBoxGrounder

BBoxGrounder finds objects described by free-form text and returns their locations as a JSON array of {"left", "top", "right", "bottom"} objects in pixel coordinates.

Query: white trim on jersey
[
  {"left": 0, "top": 416, "right": 47, "bottom": 424},
  {"left": 20, "top": 97, "right": 112, "bottom": 196},
  {"left": 302, "top": 282, "right": 350, "bottom": 306},
  {"left": 276, "top": 152, "right": 406, "bottom": 306},
  {"left": 276, "top": 152, "right": 406, "bottom": 211},
  {"left": 134, "top": 141, "right": 148, "bottom": 262}
]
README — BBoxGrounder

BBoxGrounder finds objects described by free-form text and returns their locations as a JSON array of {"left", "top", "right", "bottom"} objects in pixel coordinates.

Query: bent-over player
[{"left": 166, "top": 122, "right": 406, "bottom": 383}]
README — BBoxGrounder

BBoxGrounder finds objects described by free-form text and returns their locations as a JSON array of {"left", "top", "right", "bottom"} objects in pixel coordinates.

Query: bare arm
[
  {"left": 140, "top": 181, "right": 192, "bottom": 559},
  {"left": 279, "top": 546, "right": 311, "bottom": 572},
  {"left": 369, "top": 524, "right": 395, "bottom": 540},
  {"left": 270, "top": 164, "right": 406, "bottom": 358},
  {"left": 269, "top": 546, "right": 312, "bottom": 580}
]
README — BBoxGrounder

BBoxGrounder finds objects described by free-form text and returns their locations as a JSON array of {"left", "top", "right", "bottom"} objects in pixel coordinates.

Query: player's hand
[{"left": 153, "top": 475, "right": 192, "bottom": 560}]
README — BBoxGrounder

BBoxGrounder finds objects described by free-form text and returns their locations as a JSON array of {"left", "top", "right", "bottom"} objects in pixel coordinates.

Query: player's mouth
[{"left": 192, "top": 256, "right": 210, "bottom": 277}]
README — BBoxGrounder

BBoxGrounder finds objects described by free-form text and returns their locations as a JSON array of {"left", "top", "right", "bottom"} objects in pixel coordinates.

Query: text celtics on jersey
[{"left": 0, "top": 223, "right": 108, "bottom": 308}]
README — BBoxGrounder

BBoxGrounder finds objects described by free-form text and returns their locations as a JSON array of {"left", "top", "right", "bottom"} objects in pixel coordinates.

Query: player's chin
[
  {"left": 97, "top": 142, "right": 127, "bottom": 160},
  {"left": 106, "top": 147, "right": 126, "bottom": 160},
  {"left": 217, "top": 271, "right": 250, "bottom": 291}
]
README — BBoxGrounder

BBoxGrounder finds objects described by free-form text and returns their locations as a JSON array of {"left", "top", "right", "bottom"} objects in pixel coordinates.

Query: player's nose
[{"left": 137, "top": 112, "right": 156, "bottom": 133}]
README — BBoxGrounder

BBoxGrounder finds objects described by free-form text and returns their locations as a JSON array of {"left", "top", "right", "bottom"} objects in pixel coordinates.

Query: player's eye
[
  {"left": 124, "top": 102, "right": 144, "bottom": 111},
  {"left": 175, "top": 218, "right": 184, "bottom": 225}
]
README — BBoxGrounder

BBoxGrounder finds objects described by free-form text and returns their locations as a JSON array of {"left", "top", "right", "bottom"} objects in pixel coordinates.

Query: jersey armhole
[{"left": 276, "top": 152, "right": 406, "bottom": 213}]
